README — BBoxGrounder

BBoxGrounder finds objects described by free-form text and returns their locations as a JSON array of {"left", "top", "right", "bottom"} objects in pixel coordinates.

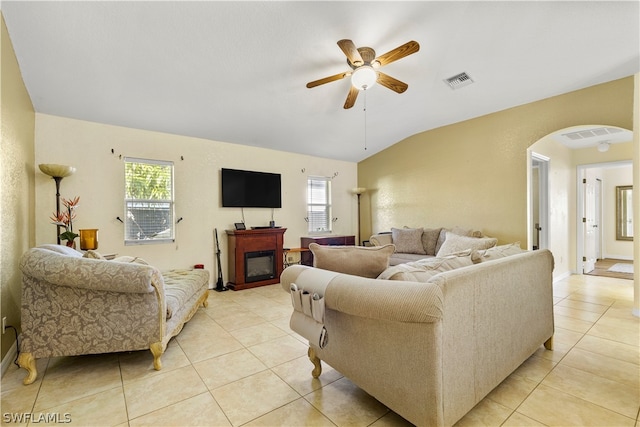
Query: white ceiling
[{"left": 2, "top": 1, "right": 639, "bottom": 163}]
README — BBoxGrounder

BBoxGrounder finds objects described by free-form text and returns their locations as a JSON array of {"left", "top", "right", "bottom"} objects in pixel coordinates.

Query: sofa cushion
[
  {"left": 421, "top": 228, "right": 442, "bottom": 256},
  {"left": 471, "top": 242, "right": 525, "bottom": 263},
  {"left": 436, "top": 232, "right": 497, "bottom": 257},
  {"left": 434, "top": 227, "right": 484, "bottom": 254},
  {"left": 369, "top": 233, "right": 392, "bottom": 246},
  {"left": 82, "top": 250, "right": 106, "bottom": 260},
  {"left": 309, "top": 243, "right": 396, "bottom": 279},
  {"left": 38, "top": 244, "right": 83, "bottom": 257},
  {"left": 162, "top": 269, "right": 209, "bottom": 320},
  {"left": 392, "top": 228, "right": 426, "bottom": 255},
  {"left": 378, "top": 251, "right": 473, "bottom": 282}
]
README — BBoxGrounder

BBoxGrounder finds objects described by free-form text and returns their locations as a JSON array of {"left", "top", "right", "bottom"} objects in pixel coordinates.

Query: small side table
[{"left": 283, "top": 248, "right": 309, "bottom": 268}]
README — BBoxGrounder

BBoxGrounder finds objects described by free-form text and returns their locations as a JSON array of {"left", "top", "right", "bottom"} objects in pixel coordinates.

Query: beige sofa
[
  {"left": 281, "top": 248, "right": 554, "bottom": 426},
  {"left": 370, "top": 226, "right": 496, "bottom": 265},
  {"left": 17, "top": 244, "right": 210, "bottom": 385}
]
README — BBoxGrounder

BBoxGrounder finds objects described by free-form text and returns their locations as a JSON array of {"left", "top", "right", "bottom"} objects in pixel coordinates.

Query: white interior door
[{"left": 583, "top": 177, "right": 597, "bottom": 273}]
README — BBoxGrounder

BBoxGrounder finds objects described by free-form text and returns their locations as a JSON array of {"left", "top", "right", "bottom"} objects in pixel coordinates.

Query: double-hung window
[
  {"left": 124, "top": 157, "right": 175, "bottom": 244},
  {"left": 307, "top": 176, "right": 332, "bottom": 233}
]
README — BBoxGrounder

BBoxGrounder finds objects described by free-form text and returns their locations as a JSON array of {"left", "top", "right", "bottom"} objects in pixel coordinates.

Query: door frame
[
  {"left": 528, "top": 152, "right": 550, "bottom": 250},
  {"left": 576, "top": 160, "right": 632, "bottom": 274}
]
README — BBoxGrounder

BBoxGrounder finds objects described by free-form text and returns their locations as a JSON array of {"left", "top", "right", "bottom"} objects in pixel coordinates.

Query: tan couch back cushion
[
  {"left": 392, "top": 227, "right": 426, "bottom": 254},
  {"left": 421, "top": 228, "right": 442, "bottom": 256},
  {"left": 309, "top": 243, "right": 396, "bottom": 278}
]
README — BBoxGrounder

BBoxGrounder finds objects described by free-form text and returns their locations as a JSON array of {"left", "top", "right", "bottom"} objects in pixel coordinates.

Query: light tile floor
[{"left": 1, "top": 274, "right": 638, "bottom": 426}]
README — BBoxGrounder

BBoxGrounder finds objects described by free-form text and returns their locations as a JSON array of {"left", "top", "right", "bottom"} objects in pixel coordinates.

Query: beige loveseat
[
  {"left": 370, "top": 226, "right": 496, "bottom": 265},
  {"left": 17, "top": 244, "right": 210, "bottom": 385},
  {"left": 281, "top": 247, "right": 554, "bottom": 426}
]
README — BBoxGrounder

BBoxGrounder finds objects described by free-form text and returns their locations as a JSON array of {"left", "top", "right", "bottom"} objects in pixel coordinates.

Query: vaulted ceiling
[{"left": 2, "top": 1, "right": 639, "bottom": 162}]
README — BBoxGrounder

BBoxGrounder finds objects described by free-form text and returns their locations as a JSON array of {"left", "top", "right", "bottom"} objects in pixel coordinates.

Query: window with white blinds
[
  {"left": 307, "top": 176, "right": 332, "bottom": 233},
  {"left": 124, "top": 157, "right": 174, "bottom": 244}
]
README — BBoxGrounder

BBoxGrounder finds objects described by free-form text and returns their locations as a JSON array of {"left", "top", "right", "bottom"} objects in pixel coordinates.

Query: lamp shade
[
  {"left": 351, "top": 187, "right": 367, "bottom": 195},
  {"left": 39, "top": 164, "right": 76, "bottom": 178},
  {"left": 351, "top": 66, "right": 377, "bottom": 90}
]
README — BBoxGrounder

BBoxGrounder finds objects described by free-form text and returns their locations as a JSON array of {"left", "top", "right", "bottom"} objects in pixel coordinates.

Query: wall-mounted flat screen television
[{"left": 221, "top": 168, "right": 282, "bottom": 208}]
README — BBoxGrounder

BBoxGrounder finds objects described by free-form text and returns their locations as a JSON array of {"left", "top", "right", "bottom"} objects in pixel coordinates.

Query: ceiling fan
[{"left": 306, "top": 39, "right": 420, "bottom": 109}]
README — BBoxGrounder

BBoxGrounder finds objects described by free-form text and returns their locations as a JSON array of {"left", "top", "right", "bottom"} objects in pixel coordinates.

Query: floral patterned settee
[{"left": 17, "top": 244, "right": 210, "bottom": 385}]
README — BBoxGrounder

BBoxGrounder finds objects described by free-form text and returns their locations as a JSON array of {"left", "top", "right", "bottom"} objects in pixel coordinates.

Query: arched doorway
[{"left": 527, "top": 125, "right": 634, "bottom": 280}]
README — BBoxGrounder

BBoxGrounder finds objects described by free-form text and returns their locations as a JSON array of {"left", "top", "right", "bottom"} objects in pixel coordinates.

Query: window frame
[
  {"left": 124, "top": 157, "right": 175, "bottom": 245},
  {"left": 306, "top": 175, "right": 332, "bottom": 234}
]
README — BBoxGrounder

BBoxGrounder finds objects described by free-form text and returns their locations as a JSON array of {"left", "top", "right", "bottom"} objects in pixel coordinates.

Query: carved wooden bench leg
[
  {"left": 544, "top": 335, "right": 554, "bottom": 350},
  {"left": 17, "top": 352, "right": 37, "bottom": 385},
  {"left": 308, "top": 347, "right": 322, "bottom": 378},
  {"left": 150, "top": 342, "right": 164, "bottom": 370},
  {"left": 201, "top": 292, "right": 209, "bottom": 308}
]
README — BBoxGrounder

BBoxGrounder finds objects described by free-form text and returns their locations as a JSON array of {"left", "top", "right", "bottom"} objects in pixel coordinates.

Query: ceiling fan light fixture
[
  {"left": 351, "top": 66, "right": 377, "bottom": 90},
  {"left": 597, "top": 141, "right": 611, "bottom": 152}
]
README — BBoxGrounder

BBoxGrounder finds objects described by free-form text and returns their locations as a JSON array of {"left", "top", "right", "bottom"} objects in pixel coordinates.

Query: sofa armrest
[
  {"left": 281, "top": 265, "right": 442, "bottom": 323},
  {"left": 369, "top": 233, "right": 393, "bottom": 247},
  {"left": 20, "top": 248, "right": 160, "bottom": 294}
]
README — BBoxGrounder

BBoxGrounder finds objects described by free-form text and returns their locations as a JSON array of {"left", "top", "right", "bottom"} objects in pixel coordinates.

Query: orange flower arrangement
[{"left": 50, "top": 196, "right": 80, "bottom": 244}]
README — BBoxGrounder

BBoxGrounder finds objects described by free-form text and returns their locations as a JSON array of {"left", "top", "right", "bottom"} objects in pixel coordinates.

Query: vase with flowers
[{"left": 50, "top": 196, "right": 80, "bottom": 247}]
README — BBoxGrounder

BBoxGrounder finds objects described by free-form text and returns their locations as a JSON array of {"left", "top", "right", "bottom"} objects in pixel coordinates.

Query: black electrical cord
[{"left": 5, "top": 325, "right": 20, "bottom": 366}]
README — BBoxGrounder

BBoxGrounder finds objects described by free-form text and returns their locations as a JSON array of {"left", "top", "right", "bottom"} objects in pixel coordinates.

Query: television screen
[{"left": 221, "top": 168, "right": 282, "bottom": 208}]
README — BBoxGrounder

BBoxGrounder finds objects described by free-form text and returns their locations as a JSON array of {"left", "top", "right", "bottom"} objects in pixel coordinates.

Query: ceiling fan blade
[
  {"left": 337, "top": 39, "right": 364, "bottom": 66},
  {"left": 377, "top": 72, "right": 408, "bottom": 93},
  {"left": 375, "top": 40, "right": 420, "bottom": 67},
  {"left": 306, "top": 72, "right": 349, "bottom": 88},
  {"left": 343, "top": 86, "right": 359, "bottom": 109}
]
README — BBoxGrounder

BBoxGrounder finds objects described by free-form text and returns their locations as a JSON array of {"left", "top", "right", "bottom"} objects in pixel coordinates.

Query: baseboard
[
  {"left": 602, "top": 254, "right": 634, "bottom": 261},
  {"left": 553, "top": 271, "right": 572, "bottom": 284},
  {"left": 1, "top": 340, "right": 18, "bottom": 378}
]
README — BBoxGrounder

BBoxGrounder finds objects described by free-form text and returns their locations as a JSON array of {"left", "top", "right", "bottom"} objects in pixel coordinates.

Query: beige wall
[
  {"left": 35, "top": 114, "right": 358, "bottom": 280},
  {"left": 358, "top": 77, "right": 635, "bottom": 279},
  {"left": 1, "top": 14, "right": 36, "bottom": 362}
]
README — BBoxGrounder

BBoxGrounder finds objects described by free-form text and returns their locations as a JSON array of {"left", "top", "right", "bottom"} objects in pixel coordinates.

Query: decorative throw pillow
[
  {"left": 378, "top": 251, "right": 473, "bottom": 282},
  {"left": 435, "top": 227, "right": 484, "bottom": 254},
  {"left": 471, "top": 242, "right": 525, "bottom": 263},
  {"left": 112, "top": 256, "right": 149, "bottom": 265},
  {"left": 82, "top": 250, "right": 106, "bottom": 260},
  {"left": 421, "top": 228, "right": 442, "bottom": 256},
  {"left": 391, "top": 227, "right": 426, "bottom": 254},
  {"left": 451, "top": 226, "right": 483, "bottom": 238},
  {"left": 436, "top": 232, "right": 497, "bottom": 257},
  {"left": 309, "top": 243, "right": 395, "bottom": 279}
]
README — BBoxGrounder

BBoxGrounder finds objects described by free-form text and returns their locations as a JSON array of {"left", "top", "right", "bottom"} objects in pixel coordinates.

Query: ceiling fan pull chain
[{"left": 363, "top": 89, "right": 368, "bottom": 151}]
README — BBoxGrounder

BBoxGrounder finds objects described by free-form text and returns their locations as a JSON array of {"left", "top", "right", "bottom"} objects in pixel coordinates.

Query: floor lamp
[
  {"left": 351, "top": 187, "right": 367, "bottom": 245},
  {"left": 39, "top": 164, "right": 76, "bottom": 244}
]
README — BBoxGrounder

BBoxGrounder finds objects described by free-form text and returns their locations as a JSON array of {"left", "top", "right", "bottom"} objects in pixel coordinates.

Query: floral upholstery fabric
[{"left": 19, "top": 246, "right": 209, "bottom": 362}]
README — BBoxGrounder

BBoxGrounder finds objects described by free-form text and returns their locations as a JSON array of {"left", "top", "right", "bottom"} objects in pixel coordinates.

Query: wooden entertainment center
[{"left": 226, "top": 228, "right": 286, "bottom": 290}]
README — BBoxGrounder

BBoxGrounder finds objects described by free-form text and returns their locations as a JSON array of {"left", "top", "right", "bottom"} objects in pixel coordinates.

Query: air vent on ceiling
[
  {"left": 444, "top": 72, "right": 474, "bottom": 90},
  {"left": 561, "top": 127, "right": 623, "bottom": 140}
]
